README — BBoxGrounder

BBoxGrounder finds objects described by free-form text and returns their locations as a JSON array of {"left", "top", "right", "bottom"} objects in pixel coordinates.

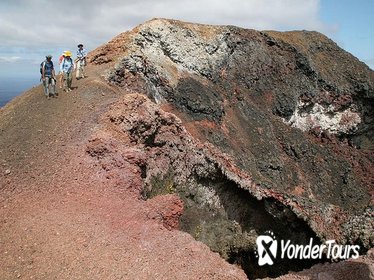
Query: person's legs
[
  {"left": 67, "top": 71, "right": 73, "bottom": 90},
  {"left": 63, "top": 72, "right": 68, "bottom": 91},
  {"left": 43, "top": 77, "right": 49, "bottom": 97},
  {"left": 76, "top": 60, "right": 81, "bottom": 79},
  {"left": 81, "top": 64, "right": 85, "bottom": 78},
  {"left": 59, "top": 72, "right": 63, "bottom": 89},
  {"left": 50, "top": 77, "right": 56, "bottom": 96}
]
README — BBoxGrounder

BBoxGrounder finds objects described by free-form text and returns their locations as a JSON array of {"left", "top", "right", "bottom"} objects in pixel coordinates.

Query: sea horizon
[{"left": 0, "top": 75, "right": 40, "bottom": 108}]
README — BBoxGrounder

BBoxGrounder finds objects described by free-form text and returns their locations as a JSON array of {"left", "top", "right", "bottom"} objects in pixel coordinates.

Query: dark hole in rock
[{"left": 144, "top": 170, "right": 329, "bottom": 278}]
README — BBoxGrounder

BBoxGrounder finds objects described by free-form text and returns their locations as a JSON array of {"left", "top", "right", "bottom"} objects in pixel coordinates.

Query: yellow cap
[{"left": 63, "top": 51, "right": 72, "bottom": 57}]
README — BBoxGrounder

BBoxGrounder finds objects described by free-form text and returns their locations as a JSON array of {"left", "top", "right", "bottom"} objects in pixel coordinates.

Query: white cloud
[
  {"left": 0, "top": 0, "right": 330, "bottom": 51},
  {"left": 0, "top": 56, "right": 22, "bottom": 63},
  {"left": 11, "top": 0, "right": 370, "bottom": 74}
]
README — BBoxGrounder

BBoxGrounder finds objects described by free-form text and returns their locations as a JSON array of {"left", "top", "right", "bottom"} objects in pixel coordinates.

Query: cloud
[
  {"left": 0, "top": 0, "right": 330, "bottom": 52},
  {"left": 0, "top": 56, "right": 22, "bottom": 63}
]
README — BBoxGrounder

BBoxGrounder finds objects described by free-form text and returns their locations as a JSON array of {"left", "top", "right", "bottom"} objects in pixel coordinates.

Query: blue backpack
[{"left": 40, "top": 60, "right": 54, "bottom": 75}]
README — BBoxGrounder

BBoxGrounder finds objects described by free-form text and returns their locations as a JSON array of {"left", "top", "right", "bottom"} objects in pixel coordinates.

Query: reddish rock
[{"left": 1, "top": 18, "right": 373, "bottom": 280}]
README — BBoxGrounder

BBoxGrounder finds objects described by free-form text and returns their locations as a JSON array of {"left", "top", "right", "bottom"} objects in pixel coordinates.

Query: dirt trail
[{"left": 0, "top": 65, "right": 247, "bottom": 279}]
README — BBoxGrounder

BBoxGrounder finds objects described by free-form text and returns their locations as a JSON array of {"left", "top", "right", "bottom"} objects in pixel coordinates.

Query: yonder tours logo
[
  {"left": 256, "top": 231, "right": 278, "bottom": 266},
  {"left": 255, "top": 231, "right": 360, "bottom": 266}
]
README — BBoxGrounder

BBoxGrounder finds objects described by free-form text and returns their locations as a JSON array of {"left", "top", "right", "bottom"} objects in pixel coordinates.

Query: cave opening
[{"left": 144, "top": 171, "right": 329, "bottom": 278}]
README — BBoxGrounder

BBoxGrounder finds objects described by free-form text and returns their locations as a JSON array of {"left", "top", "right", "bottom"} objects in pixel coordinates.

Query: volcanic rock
[{"left": 1, "top": 18, "right": 373, "bottom": 279}]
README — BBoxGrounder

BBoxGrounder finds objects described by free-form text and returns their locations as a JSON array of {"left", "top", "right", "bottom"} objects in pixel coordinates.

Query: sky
[{"left": 0, "top": 0, "right": 373, "bottom": 79}]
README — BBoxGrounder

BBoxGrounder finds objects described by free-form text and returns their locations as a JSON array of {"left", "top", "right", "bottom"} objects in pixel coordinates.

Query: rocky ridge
[
  {"left": 0, "top": 18, "right": 373, "bottom": 279},
  {"left": 88, "top": 18, "right": 373, "bottom": 277}
]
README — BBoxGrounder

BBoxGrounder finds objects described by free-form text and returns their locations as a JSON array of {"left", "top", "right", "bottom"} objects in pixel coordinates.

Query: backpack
[
  {"left": 40, "top": 60, "right": 54, "bottom": 74},
  {"left": 61, "top": 57, "right": 73, "bottom": 72},
  {"left": 59, "top": 55, "right": 64, "bottom": 64}
]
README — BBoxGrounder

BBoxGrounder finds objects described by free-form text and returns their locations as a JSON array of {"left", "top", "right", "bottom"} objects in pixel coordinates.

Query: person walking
[
  {"left": 76, "top": 44, "right": 87, "bottom": 79},
  {"left": 58, "top": 51, "right": 66, "bottom": 89},
  {"left": 60, "top": 51, "right": 75, "bottom": 92},
  {"left": 41, "top": 55, "right": 56, "bottom": 99}
]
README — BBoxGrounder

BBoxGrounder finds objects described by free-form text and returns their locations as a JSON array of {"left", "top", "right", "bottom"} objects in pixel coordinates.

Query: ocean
[{"left": 0, "top": 76, "right": 40, "bottom": 108}]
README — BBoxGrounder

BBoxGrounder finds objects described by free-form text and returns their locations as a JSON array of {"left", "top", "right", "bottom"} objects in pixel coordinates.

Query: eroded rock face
[
  {"left": 99, "top": 19, "right": 374, "bottom": 149},
  {"left": 86, "top": 94, "right": 324, "bottom": 277},
  {"left": 86, "top": 93, "right": 371, "bottom": 278},
  {"left": 89, "top": 18, "right": 374, "bottom": 278}
]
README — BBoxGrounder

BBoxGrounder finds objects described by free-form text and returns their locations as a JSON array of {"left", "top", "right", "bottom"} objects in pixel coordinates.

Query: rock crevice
[{"left": 87, "top": 93, "right": 372, "bottom": 278}]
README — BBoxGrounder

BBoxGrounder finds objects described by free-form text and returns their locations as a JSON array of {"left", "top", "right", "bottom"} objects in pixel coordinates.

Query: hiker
[
  {"left": 76, "top": 44, "right": 87, "bottom": 79},
  {"left": 58, "top": 51, "right": 66, "bottom": 89},
  {"left": 60, "top": 51, "right": 75, "bottom": 92},
  {"left": 41, "top": 55, "right": 56, "bottom": 99}
]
